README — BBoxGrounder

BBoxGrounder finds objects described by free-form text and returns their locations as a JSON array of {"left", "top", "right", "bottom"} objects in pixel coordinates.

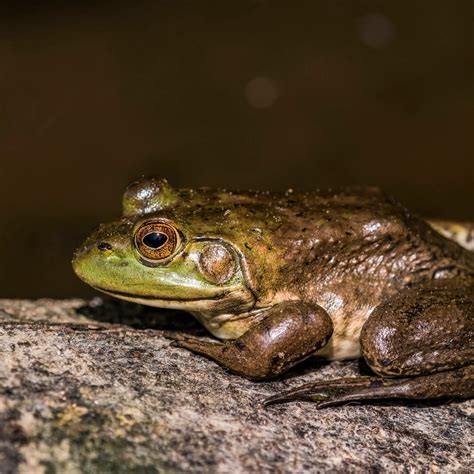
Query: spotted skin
[{"left": 73, "top": 179, "right": 474, "bottom": 407}]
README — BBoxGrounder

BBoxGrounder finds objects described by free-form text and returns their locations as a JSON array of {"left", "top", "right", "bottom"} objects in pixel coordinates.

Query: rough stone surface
[{"left": 0, "top": 299, "right": 472, "bottom": 473}]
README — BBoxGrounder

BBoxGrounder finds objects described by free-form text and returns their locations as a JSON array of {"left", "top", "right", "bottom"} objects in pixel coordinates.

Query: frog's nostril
[{"left": 98, "top": 242, "right": 113, "bottom": 251}]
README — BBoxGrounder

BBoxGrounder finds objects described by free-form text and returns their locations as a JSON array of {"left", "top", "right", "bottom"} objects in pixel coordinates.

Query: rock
[{"left": 0, "top": 299, "right": 471, "bottom": 473}]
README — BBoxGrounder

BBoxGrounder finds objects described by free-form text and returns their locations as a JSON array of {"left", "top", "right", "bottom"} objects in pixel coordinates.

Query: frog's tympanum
[{"left": 73, "top": 178, "right": 474, "bottom": 408}]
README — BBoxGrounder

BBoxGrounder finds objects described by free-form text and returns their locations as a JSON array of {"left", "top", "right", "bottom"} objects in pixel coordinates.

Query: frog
[{"left": 72, "top": 177, "right": 474, "bottom": 408}]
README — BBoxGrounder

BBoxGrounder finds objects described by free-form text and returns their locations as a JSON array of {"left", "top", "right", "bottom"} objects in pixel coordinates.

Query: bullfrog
[{"left": 72, "top": 178, "right": 474, "bottom": 407}]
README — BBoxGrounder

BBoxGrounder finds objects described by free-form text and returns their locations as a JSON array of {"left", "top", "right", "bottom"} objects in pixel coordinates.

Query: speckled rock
[{"left": 0, "top": 299, "right": 472, "bottom": 473}]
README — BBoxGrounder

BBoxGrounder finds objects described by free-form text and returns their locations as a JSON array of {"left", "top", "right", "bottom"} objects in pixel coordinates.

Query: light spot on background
[
  {"left": 357, "top": 13, "right": 396, "bottom": 49},
  {"left": 244, "top": 77, "right": 279, "bottom": 109}
]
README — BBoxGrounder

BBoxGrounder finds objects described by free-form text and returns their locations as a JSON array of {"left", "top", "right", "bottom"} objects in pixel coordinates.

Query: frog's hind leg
[
  {"left": 264, "top": 278, "right": 474, "bottom": 408},
  {"left": 263, "top": 365, "right": 474, "bottom": 408}
]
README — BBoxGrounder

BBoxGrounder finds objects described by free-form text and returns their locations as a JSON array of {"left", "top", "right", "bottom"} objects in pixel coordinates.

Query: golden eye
[{"left": 134, "top": 221, "right": 180, "bottom": 261}]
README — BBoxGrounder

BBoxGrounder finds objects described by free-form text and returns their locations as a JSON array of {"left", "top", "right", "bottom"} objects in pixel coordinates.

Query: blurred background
[{"left": 1, "top": 1, "right": 473, "bottom": 298}]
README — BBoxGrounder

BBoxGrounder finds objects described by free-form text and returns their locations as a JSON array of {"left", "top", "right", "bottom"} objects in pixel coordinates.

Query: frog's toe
[
  {"left": 263, "top": 387, "right": 330, "bottom": 406},
  {"left": 158, "top": 330, "right": 217, "bottom": 344},
  {"left": 157, "top": 330, "right": 225, "bottom": 360},
  {"left": 263, "top": 376, "right": 380, "bottom": 408},
  {"left": 156, "top": 329, "right": 183, "bottom": 341},
  {"left": 156, "top": 329, "right": 196, "bottom": 345}
]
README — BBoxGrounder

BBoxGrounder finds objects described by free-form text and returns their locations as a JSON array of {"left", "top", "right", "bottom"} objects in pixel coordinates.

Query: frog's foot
[
  {"left": 263, "top": 376, "right": 379, "bottom": 407},
  {"left": 263, "top": 365, "right": 474, "bottom": 408}
]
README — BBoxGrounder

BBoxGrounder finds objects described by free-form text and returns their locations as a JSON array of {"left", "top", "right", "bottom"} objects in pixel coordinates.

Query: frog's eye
[{"left": 134, "top": 221, "right": 180, "bottom": 261}]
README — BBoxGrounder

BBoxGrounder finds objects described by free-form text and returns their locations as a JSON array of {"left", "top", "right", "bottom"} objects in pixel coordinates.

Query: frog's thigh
[
  {"left": 361, "top": 278, "right": 474, "bottom": 377},
  {"left": 264, "top": 279, "right": 473, "bottom": 408},
  {"left": 168, "top": 301, "right": 333, "bottom": 380}
]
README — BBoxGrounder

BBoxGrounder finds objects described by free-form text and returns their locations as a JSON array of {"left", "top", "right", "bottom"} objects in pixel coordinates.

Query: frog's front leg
[
  {"left": 162, "top": 301, "right": 333, "bottom": 380},
  {"left": 265, "top": 278, "right": 474, "bottom": 407}
]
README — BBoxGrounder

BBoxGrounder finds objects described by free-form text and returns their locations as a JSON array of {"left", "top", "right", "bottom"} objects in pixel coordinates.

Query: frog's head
[{"left": 72, "top": 178, "right": 263, "bottom": 315}]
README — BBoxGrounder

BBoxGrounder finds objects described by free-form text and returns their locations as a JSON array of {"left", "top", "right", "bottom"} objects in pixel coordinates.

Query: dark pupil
[{"left": 143, "top": 232, "right": 168, "bottom": 249}]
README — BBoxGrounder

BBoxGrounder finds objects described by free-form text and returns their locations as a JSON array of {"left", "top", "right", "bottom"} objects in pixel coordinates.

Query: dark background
[{"left": 1, "top": 1, "right": 473, "bottom": 298}]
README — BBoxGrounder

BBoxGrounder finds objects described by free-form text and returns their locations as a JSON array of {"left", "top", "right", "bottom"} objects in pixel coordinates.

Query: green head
[{"left": 72, "top": 178, "right": 281, "bottom": 318}]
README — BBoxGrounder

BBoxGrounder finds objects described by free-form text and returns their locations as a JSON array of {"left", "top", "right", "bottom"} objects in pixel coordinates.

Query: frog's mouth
[
  {"left": 95, "top": 286, "right": 256, "bottom": 313},
  {"left": 99, "top": 287, "right": 233, "bottom": 302}
]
